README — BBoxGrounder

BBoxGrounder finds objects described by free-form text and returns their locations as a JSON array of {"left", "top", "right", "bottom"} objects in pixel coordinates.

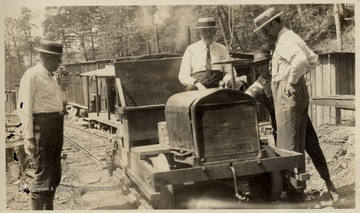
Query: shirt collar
[
  {"left": 276, "top": 27, "right": 288, "bottom": 45},
  {"left": 200, "top": 40, "right": 214, "bottom": 50},
  {"left": 38, "top": 62, "right": 54, "bottom": 77}
]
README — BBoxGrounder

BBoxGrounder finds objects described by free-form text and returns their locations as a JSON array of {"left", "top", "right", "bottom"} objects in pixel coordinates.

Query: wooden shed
[
  {"left": 64, "top": 59, "right": 112, "bottom": 108},
  {"left": 307, "top": 52, "right": 355, "bottom": 128}
]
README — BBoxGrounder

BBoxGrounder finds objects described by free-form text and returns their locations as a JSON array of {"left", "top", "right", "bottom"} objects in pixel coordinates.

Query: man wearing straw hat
[
  {"left": 246, "top": 49, "right": 339, "bottom": 204},
  {"left": 17, "top": 40, "right": 65, "bottom": 210},
  {"left": 178, "top": 17, "right": 246, "bottom": 91},
  {"left": 253, "top": 7, "right": 319, "bottom": 200}
]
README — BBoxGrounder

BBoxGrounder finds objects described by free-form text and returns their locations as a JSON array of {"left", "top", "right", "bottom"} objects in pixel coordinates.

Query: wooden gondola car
[{"left": 110, "top": 55, "right": 309, "bottom": 209}]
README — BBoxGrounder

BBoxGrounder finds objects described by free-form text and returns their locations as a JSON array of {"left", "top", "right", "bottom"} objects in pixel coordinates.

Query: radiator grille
[{"left": 196, "top": 102, "right": 260, "bottom": 164}]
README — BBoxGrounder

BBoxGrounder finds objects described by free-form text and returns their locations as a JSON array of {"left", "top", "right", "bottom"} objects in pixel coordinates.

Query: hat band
[
  {"left": 254, "top": 15, "right": 272, "bottom": 28},
  {"left": 39, "top": 43, "right": 63, "bottom": 54},
  {"left": 196, "top": 21, "right": 216, "bottom": 28}
]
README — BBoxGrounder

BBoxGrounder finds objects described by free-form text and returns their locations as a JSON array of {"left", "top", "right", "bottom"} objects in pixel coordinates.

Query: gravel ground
[{"left": 5, "top": 112, "right": 356, "bottom": 210}]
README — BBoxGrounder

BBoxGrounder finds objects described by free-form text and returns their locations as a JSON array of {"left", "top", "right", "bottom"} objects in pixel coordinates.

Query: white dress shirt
[
  {"left": 17, "top": 63, "right": 64, "bottom": 139},
  {"left": 272, "top": 27, "right": 318, "bottom": 84},
  {"left": 178, "top": 40, "right": 235, "bottom": 85}
]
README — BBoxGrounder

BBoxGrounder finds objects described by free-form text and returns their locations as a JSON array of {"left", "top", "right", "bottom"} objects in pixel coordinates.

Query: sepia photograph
[{"left": 2, "top": 0, "right": 357, "bottom": 211}]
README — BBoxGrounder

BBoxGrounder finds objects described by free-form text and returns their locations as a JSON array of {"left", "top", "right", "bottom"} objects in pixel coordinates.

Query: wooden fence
[{"left": 307, "top": 52, "right": 355, "bottom": 128}]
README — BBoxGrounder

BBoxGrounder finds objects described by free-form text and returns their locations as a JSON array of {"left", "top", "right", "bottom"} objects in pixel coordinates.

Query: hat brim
[
  {"left": 34, "top": 47, "right": 63, "bottom": 55},
  {"left": 253, "top": 57, "right": 270, "bottom": 63},
  {"left": 253, "top": 11, "right": 284, "bottom": 33}
]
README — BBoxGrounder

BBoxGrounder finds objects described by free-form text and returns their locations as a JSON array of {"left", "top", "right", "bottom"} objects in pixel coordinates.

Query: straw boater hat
[
  {"left": 252, "top": 49, "right": 271, "bottom": 63},
  {"left": 194, "top": 17, "right": 219, "bottom": 29},
  {"left": 34, "top": 40, "right": 63, "bottom": 55},
  {"left": 253, "top": 7, "right": 284, "bottom": 33}
]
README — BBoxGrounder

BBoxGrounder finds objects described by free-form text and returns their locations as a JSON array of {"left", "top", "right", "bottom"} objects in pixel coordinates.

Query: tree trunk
[
  {"left": 334, "top": 4, "right": 343, "bottom": 51},
  {"left": 216, "top": 7, "right": 230, "bottom": 49},
  {"left": 218, "top": 6, "right": 244, "bottom": 52},
  {"left": 297, "top": 4, "right": 306, "bottom": 26},
  {"left": 90, "top": 28, "right": 96, "bottom": 60},
  {"left": 77, "top": 30, "right": 88, "bottom": 60},
  {"left": 10, "top": 34, "right": 24, "bottom": 74},
  {"left": 26, "top": 21, "right": 33, "bottom": 67}
]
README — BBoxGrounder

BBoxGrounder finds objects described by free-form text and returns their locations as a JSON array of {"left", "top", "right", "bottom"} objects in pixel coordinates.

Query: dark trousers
[
  {"left": 305, "top": 119, "right": 331, "bottom": 182},
  {"left": 246, "top": 78, "right": 330, "bottom": 183},
  {"left": 193, "top": 70, "right": 224, "bottom": 88},
  {"left": 186, "top": 71, "right": 246, "bottom": 91},
  {"left": 31, "top": 113, "right": 64, "bottom": 210}
]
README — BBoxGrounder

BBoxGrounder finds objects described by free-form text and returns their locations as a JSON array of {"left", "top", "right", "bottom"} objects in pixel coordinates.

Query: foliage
[
  {"left": 4, "top": 4, "right": 355, "bottom": 90},
  {"left": 4, "top": 8, "right": 41, "bottom": 90}
]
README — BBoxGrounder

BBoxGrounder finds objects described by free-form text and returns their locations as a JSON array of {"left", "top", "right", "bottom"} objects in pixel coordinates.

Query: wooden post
[
  {"left": 146, "top": 42, "right": 151, "bottom": 54},
  {"left": 106, "top": 78, "right": 111, "bottom": 120},
  {"left": 95, "top": 75, "right": 99, "bottom": 116},
  {"left": 185, "top": 26, "right": 191, "bottom": 45},
  {"left": 115, "top": 78, "right": 126, "bottom": 108},
  {"left": 87, "top": 76, "right": 90, "bottom": 113},
  {"left": 335, "top": 107, "right": 341, "bottom": 125},
  {"left": 155, "top": 24, "right": 160, "bottom": 53}
]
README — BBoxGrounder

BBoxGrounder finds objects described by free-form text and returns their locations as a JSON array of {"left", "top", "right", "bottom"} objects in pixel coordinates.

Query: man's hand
[
  {"left": 285, "top": 82, "right": 302, "bottom": 102},
  {"left": 24, "top": 138, "right": 36, "bottom": 157},
  {"left": 195, "top": 82, "right": 206, "bottom": 90},
  {"left": 61, "top": 76, "right": 70, "bottom": 91},
  {"left": 219, "top": 80, "right": 230, "bottom": 88}
]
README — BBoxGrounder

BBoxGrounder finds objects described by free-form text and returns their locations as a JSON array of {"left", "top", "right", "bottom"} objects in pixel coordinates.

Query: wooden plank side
[
  {"left": 310, "top": 95, "right": 355, "bottom": 109},
  {"left": 345, "top": 53, "right": 355, "bottom": 95},
  {"left": 330, "top": 106, "right": 336, "bottom": 125},
  {"left": 350, "top": 53, "right": 355, "bottom": 95},
  {"left": 333, "top": 54, "right": 341, "bottom": 124},
  {"left": 316, "top": 57, "right": 324, "bottom": 126},
  {"left": 311, "top": 58, "right": 318, "bottom": 97},
  {"left": 76, "top": 65, "right": 83, "bottom": 105},
  {"left": 316, "top": 105, "right": 323, "bottom": 128},
  {"left": 329, "top": 54, "right": 336, "bottom": 124},
  {"left": 342, "top": 54, "right": 349, "bottom": 95},
  {"left": 341, "top": 109, "right": 355, "bottom": 124},
  {"left": 323, "top": 55, "right": 331, "bottom": 96},
  {"left": 336, "top": 54, "right": 344, "bottom": 95},
  {"left": 323, "top": 106, "right": 331, "bottom": 125},
  {"left": 329, "top": 53, "right": 336, "bottom": 95},
  {"left": 152, "top": 153, "right": 304, "bottom": 187}
]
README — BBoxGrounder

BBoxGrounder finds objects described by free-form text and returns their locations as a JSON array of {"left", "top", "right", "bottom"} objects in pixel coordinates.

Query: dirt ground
[
  {"left": 5, "top": 111, "right": 356, "bottom": 210},
  {"left": 304, "top": 123, "right": 356, "bottom": 209}
]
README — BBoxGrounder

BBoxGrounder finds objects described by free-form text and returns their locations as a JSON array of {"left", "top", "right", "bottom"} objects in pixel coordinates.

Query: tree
[
  {"left": 43, "top": 7, "right": 77, "bottom": 63},
  {"left": 18, "top": 7, "right": 38, "bottom": 67},
  {"left": 5, "top": 17, "right": 25, "bottom": 74},
  {"left": 333, "top": 4, "right": 343, "bottom": 51}
]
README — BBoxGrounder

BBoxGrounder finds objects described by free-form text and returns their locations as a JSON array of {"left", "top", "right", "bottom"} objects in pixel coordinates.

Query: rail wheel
[
  {"left": 247, "top": 145, "right": 283, "bottom": 202},
  {"left": 150, "top": 153, "right": 175, "bottom": 209}
]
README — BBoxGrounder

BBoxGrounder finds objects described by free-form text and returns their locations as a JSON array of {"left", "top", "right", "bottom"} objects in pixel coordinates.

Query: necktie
[{"left": 205, "top": 45, "right": 211, "bottom": 73}]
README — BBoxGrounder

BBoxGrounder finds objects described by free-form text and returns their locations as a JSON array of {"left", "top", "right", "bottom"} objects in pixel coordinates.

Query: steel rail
[
  {"left": 64, "top": 123, "right": 111, "bottom": 140},
  {"left": 63, "top": 135, "right": 105, "bottom": 166}
]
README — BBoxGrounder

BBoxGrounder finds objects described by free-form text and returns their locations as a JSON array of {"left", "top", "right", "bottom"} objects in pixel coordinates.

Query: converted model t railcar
[{"left": 108, "top": 55, "right": 309, "bottom": 209}]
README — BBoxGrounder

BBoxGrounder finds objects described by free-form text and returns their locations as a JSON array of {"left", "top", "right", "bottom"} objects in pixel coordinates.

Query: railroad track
[
  {"left": 64, "top": 123, "right": 111, "bottom": 140},
  {"left": 62, "top": 122, "right": 153, "bottom": 209}
]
